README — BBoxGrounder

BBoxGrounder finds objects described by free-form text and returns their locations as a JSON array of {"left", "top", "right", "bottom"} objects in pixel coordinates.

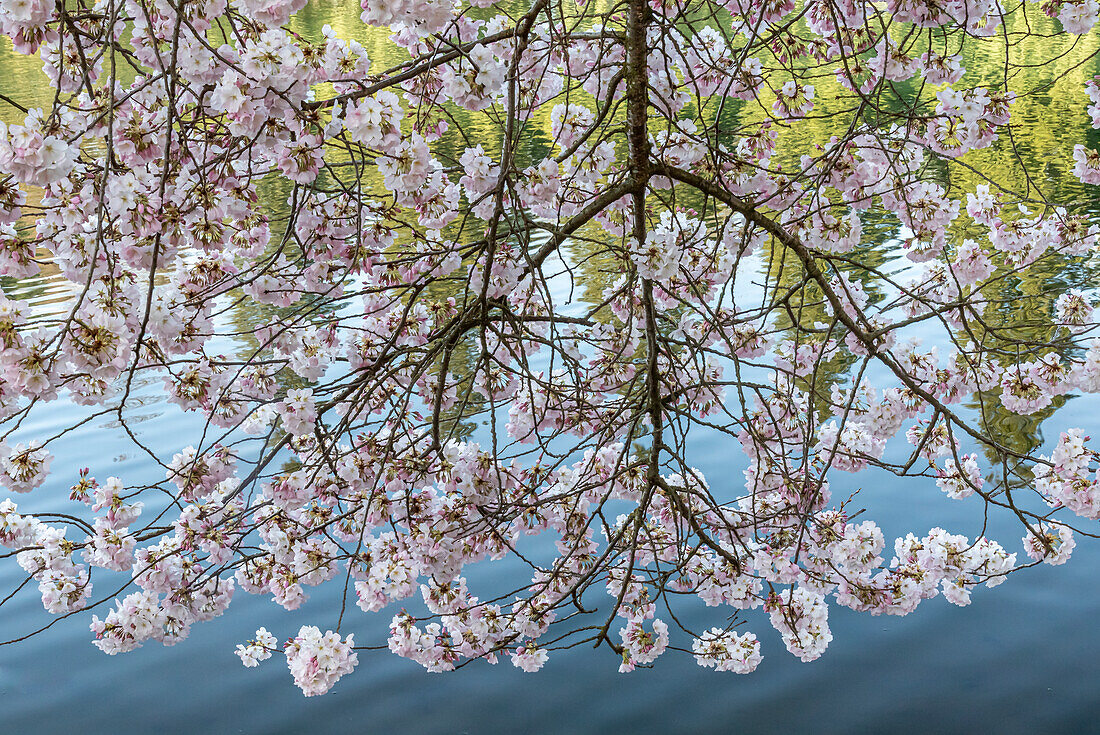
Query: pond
[{"left": 1, "top": 2, "right": 1100, "bottom": 733}]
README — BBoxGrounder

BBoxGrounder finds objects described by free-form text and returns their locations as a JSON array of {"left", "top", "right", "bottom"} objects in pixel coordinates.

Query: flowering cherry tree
[{"left": 0, "top": 0, "right": 1099, "bottom": 697}]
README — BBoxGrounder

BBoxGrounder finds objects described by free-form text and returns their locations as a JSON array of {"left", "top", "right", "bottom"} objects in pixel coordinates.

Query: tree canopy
[{"left": 0, "top": 0, "right": 1099, "bottom": 696}]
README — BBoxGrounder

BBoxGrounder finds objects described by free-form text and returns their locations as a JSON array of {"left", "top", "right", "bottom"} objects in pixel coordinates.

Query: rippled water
[
  {"left": 3, "top": 383, "right": 1100, "bottom": 734},
  {"left": 2, "top": 2, "right": 1100, "bottom": 733}
]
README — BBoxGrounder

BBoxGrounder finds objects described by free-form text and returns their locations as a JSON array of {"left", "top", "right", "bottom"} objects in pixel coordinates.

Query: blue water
[{"left": 2, "top": 263, "right": 1100, "bottom": 734}]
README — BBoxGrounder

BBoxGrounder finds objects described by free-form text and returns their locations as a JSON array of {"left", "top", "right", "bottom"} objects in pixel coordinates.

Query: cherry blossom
[{"left": 0, "top": 0, "right": 1095, "bottom": 699}]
